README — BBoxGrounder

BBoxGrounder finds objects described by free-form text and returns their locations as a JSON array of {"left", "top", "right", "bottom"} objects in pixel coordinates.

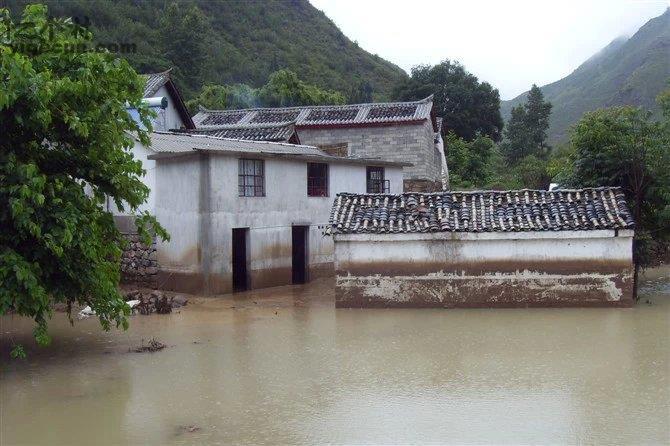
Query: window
[
  {"left": 307, "top": 163, "right": 329, "bottom": 197},
  {"left": 366, "top": 166, "right": 389, "bottom": 193},
  {"left": 238, "top": 159, "right": 265, "bottom": 197}
]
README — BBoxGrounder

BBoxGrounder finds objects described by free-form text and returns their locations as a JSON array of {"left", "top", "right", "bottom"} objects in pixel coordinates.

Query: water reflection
[{"left": 1, "top": 270, "right": 668, "bottom": 444}]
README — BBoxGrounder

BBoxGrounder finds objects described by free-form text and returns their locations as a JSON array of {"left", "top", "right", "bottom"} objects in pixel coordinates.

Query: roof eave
[
  {"left": 148, "top": 148, "right": 411, "bottom": 167},
  {"left": 164, "top": 79, "right": 195, "bottom": 129}
]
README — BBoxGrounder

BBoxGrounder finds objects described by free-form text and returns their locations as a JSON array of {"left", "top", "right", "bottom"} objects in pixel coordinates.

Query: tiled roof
[
  {"left": 146, "top": 132, "right": 410, "bottom": 168},
  {"left": 142, "top": 69, "right": 172, "bottom": 97},
  {"left": 182, "top": 122, "right": 297, "bottom": 142},
  {"left": 192, "top": 96, "right": 435, "bottom": 129},
  {"left": 328, "top": 188, "right": 635, "bottom": 234}
]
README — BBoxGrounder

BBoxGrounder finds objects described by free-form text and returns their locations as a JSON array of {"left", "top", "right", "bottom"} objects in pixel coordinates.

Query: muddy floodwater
[{"left": 2, "top": 268, "right": 669, "bottom": 445}]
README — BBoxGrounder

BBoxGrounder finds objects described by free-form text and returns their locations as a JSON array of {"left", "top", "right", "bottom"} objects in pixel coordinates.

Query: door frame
[
  {"left": 232, "top": 227, "right": 250, "bottom": 292},
  {"left": 291, "top": 225, "right": 310, "bottom": 284}
]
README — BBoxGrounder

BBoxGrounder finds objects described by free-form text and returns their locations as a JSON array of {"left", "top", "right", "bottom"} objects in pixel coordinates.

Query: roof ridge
[
  {"left": 141, "top": 67, "right": 173, "bottom": 78},
  {"left": 196, "top": 96, "right": 434, "bottom": 115},
  {"left": 335, "top": 186, "right": 624, "bottom": 196},
  {"left": 186, "top": 121, "right": 296, "bottom": 131}
]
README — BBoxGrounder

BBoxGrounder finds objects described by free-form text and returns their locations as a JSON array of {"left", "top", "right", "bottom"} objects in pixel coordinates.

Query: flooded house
[
  {"left": 191, "top": 97, "right": 444, "bottom": 192},
  {"left": 146, "top": 132, "right": 408, "bottom": 294},
  {"left": 329, "top": 188, "right": 636, "bottom": 308}
]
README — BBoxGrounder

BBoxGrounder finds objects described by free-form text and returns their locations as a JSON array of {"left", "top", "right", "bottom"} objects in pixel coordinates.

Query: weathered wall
[
  {"left": 334, "top": 230, "right": 635, "bottom": 308},
  {"left": 297, "top": 121, "right": 441, "bottom": 185},
  {"left": 155, "top": 152, "right": 404, "bottom": 294},
  {"left": 155, "top": 154, "right": 204, "bottom": 293}
]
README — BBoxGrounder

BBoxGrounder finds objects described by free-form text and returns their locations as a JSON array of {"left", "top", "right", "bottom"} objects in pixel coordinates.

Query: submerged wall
[{"left": 334, "top": 230, "right": 635, "bottom": 308}]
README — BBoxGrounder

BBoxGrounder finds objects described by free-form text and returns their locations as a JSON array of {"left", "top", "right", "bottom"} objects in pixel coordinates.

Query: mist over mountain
[{"left": 501, "top": 8, "right": 670, "bottom": 144}]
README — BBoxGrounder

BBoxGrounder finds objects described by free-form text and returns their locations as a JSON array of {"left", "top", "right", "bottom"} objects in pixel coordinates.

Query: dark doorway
[
  {"left": 232, "top": 228, "right": 249, "bottom": 292},
  {"left": 292, "top": 226, "right": 309, "bottom": 284}
]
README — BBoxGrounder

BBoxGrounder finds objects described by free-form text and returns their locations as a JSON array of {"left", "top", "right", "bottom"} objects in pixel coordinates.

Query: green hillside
[
  {"left": 4, "top": 0, "right": 408, "bottom": 100},
  {"left": 501, "top": 8, "right": 670, "bottom": 144}
]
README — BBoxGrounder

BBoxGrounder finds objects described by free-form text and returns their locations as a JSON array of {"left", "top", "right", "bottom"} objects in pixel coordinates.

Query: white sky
[{"left": 310, "top": 0, "right": 669, "bottom": 100}]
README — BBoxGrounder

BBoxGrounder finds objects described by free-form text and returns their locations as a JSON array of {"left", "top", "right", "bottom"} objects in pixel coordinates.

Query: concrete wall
[
  {"left": 297, "top": 121, "right": 441, "bottom": 184},
  {"left": 154, "top": 154, "right": 203, "bottom": 291},
  {"left": 155, "top": 152, "right": 403, "bottom": 294},
  {"left": 333, "top": 230, "right": 635, "bottom": 308}
]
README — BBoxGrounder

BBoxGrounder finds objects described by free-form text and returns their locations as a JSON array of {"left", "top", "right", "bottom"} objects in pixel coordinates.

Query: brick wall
[{"left": 297, "top": 121, "right": 442, "bottom": 185}]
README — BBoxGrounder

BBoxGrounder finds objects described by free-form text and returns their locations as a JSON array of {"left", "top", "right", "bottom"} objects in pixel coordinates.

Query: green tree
[
  {"left": 445, "top": 133, "right": 494, "bottom": 188},
  {"left": 348, "top": 79, "right": 373, "bottom": 104},
  {"left": 524, "top": 85, "right": 552, "bottom": 149},
  {"left": 159, "top": 2, "right": 208, "bottom": 97},
  {"left": 570, "top": 101, "right": 670, "bottom": 299},
  {"left": 393, "top": 60, "right": 503, "bottom": 141},
  {"left": 258, "top": 69, "right": 345, "bottom": 107},
  {"left": 501, "top": 84, "right": 552, "bottom": 163},
  {"left": 546, "top": 143, "right": 576, "bottom": 186},
  {"left": 513, "top": 155, "right": 551, "bottom": 189},
  {"left": 500, "top": 104, "right": 532, "bottom": 163},
  {"left": 0, "top": 5, "right": 167, "bottom": 354}
]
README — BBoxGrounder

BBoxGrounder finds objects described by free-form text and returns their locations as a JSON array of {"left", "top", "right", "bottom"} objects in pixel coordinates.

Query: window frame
[
  {"left": 238, "top": 158, "right": 265, "bottom": 197},
  {"left": 366, "top": 166, "right": 389, "bottom": 193},
  {"left": 307, "top": 162, "right": 329, "bottom": 197}
]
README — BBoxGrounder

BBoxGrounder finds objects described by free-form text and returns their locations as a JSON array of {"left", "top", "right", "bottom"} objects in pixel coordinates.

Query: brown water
[{"left": 1, "top": 269, "right": 669, "bottom": 445}]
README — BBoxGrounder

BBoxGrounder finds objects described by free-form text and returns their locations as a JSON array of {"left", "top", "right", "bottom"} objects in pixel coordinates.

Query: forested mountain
[
  {"left": 4, "top": 0, "right": 408, "bottom": 100},
  {"left": 501, "top": 8, "right": 670, "bottom": 144}
]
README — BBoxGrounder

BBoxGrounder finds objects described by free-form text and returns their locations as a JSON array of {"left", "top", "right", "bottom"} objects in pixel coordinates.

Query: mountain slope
[
  {"left": 501, "top": 8, "right": 670, "bottom": 144},
  {"left": 5, "top": 0, "right": 408, "bottom": 100}
]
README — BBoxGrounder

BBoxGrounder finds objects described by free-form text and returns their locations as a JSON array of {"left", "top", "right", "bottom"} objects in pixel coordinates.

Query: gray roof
[
  {"left": 328, "top": 188, "right": 635, "bottom": 234},
  {"left": 192, "top": 96, "right": 435, "bottom": 129},
  {"left": 146, "top": 132, "right": 410, "bottom": 167},
  {"left": 181, "top": 122, "right": 297, "bottom": 142},
  {"left": 142, "top": 69, "right": 172, "bottom": 97}
]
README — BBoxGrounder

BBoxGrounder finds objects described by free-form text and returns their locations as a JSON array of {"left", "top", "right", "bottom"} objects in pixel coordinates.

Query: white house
[
  {"left": 115, "top": 70, "right": 195, "bottom": 223},
  {"left": 328, "top": 188, "right": 636, "bottom": 308},
  {"left": 146, "top": 132, "right": 408, "bottom": 294}
]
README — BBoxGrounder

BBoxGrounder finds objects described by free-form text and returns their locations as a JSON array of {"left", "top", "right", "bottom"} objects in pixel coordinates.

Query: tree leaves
[
  {"left": 501, "top": 85, "right": 552, "bottom": 164},
  {"left": 1, "top": 4, "right": 167, "bottom": 353},
  {"left": 393, "top": 60, "right": 503, "bottom": 142},
  {"left": 570, "top": 100, "right": 670, "bottom": 270}
]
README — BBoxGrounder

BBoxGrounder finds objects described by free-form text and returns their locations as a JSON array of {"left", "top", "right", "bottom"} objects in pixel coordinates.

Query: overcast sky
[{"left": 310, "top": 0, "right": 669, "bottom": 100}]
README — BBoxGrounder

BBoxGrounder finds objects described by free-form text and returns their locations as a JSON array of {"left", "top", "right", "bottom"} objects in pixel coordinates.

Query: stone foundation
[{"left": 121, "top": 233, "right": 158, "bottom": 288}]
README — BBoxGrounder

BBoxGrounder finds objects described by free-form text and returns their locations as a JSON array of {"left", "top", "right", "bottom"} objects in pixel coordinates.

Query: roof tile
[
  {"left": 328, "top": 189, "right": 634, "bottom": 234},
  {"left": 193, "top": 96, "right": 434, "bottom": 128}
]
